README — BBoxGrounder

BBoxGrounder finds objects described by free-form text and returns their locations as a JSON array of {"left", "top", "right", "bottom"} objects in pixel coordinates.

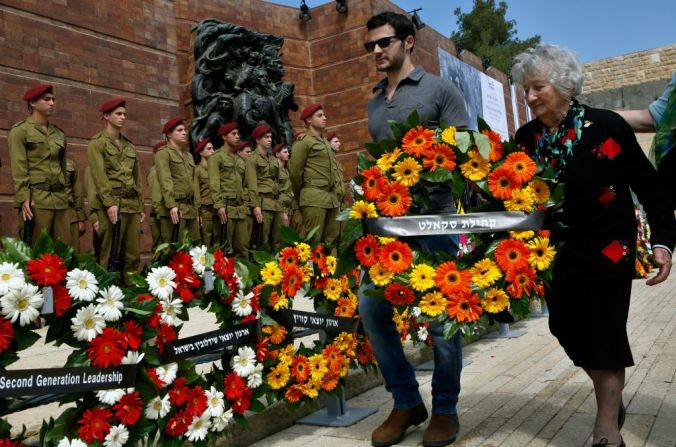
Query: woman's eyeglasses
[{"left": 364, "top": 36, "right": 401, "bottom": 53}]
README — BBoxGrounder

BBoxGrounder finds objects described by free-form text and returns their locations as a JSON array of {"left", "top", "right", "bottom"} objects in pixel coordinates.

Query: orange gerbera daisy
[
  {"left": 281, "top": 265, "right": 304, "bottom": 298},
  {"left": 278, "top": 246, "right": 300, "bottom": 271},
  {"left": 494, "top": 239, "right": 530, "bottom": 274},
  {"left": 354, "top": 235, "right": 379, "bottom": 267},
  {"left": 487, "top": 165, "right": 519, "bottom": 200},
  {"left": 377, "top": 181, "right": 412, "bottom": 217},
  {"left": 323, "top": 344, "right": 345, "bottom": 372},
  {"left": 503, "top": 152, "right": 537, "bottom": 184},
  {"left": 506, "top": 265, "right": 538, "bottom": 298},
  {"left": 361, "top": 166, "right": 386, "bottom": 201},
  {"left": 291, "top": 355, "right": 310, "bottom": 383},
  {"left": 335, "top": 297, "right": 356, "bottom": 317},
  {"left": 482, "top": 129, "right": 504, "bottom": 162},
  {"left": 378, "top": 240, "right": 413, "bottom": 274},
  {"left": 384, "top": 283, "right": 415, "bottom": 306},
  {"left": 446, "top": 289, "right": 483, "bottom": 323},
  {"left": 262, "top": 324, "right": 288, "bottom": 345},
  {"left": 402, "top": 125, "right": 436, "bottom": 158},
  {"left": 435, "top": 261, "right": 471, "bottom": 296},
  {"left": 284, "top": 384, "right": 304, "bottom": 403},
  {"left": 423, "top": 143, "right": 457, "bottom": 171}
]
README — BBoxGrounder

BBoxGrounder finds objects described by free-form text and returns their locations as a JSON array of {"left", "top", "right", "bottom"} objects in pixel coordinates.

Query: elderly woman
[{"left": 512, "top": 44, "right": 676, "bottom": 447}]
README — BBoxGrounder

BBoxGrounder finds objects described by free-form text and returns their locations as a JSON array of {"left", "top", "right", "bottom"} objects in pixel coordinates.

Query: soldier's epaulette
[
  {"left": 121, "top": 133, "right": 134, "bottom": 145},
  {"left": 11, "top": 119, "right": 27, "bottom": 129},
  {"left": 52, "top": 123, "right": 66, "bottom": 134}
]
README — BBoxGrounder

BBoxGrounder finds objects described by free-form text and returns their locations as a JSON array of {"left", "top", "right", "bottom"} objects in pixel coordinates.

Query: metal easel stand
[
  {"left": 297, "top": 389, "right": 378, "bottom": 427},
  {"left": 484, "top": 322, "right": 526, "bottom": 339},
  {"left": 415, "top": 357, "right": 473, "bottom": 371}
]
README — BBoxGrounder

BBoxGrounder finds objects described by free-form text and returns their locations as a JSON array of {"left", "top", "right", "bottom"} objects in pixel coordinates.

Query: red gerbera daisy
[
  {"left": 377, "top": 181, "right": 412, "bottom": 217},
  {"left": 361, "top": 166, "right": 387, "bottom": 201},
  {"left": 446, "top": 289, "right": 483, "bottom": 323},
  {"left": 506, "top": 265, "right": 538, "bottom": 298},
  {"left": 377, "top": 241, "right": 413, "bottom": 274},
  {"left": 224, "top": 371, "right": 246, "bottom": 400},
  {"left": 26, "top": 253, "right": 67, "bottom": 286},
  {"left": 435, "top": 261, "right": 471, "bottom": 296},
  {"left": 487, "top": 165, "right": 519, "bottom": 199},
  {"left": 291, "top": 355, "right": 311, "bottom": 383},
  {"left": 281, "top": 264, "right": 304, "bottom": 298},
  {"left": 122, "top": 320, "right": 143, "bottom": 350},
  {"left": 213, "top": 249, "right": 235, "bottom": 280},
  {"left": 147, "top": 367, "right": 166, "bottom": 389},
  {"left": 78, "top": 407, "right": 112, "bottom": 443},
  {"left": 354, "top": 235, "right": 379, "bottom": 267},
  {"left": 0, "top": 319, "right": 14, "bottom": 354},
  {"left": 257, "top": 337, "right": 270, "bottom": 362},
  {"left": 156, "top": 323, "right": 177, "bottom": 356},
  {"left": 422, "top": 143, "right": 457, "bottom": 171},
  {"left": 0, "top": 438, "right": 22, "bottom": 447},
  {"left": 87, "top": 328, "right": 126, "bottom": 368},
  {"left": 169, "top": 377, "right": 190, "bottom": 406},
  {"left": 230, "top": 384, "right": 253, "bottom": 414},
  {"left": 402, "top": 125, "right": 436, "bottom": 158},
  {"left": 51, "top": 284, "right": 71, "bottom": 317},
  {"left": 384, "top": 283, "right": 415, "bottom": 306},
  {"left": 168, "top": 251, "right": 193, "bottom": 282},
  {"left": 113, "top": 391, "right": 143, "bottom": 426},
  {"left": 278, "top": 246, "right": 300, "bottom": 271},
  {"left": 495, "top": 239, "right": 530, "bottom": 274},
  {"left": 165, "top": 408, "right": 192, "bottom": 437},
  {"left": 184, "top": 385, "right": 208, "bottom": 417}
]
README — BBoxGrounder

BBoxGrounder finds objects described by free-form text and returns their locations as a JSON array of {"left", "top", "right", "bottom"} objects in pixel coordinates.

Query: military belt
[
  {"left": 30, "top": 182, "right": 64, "bottom": 192},
  {"left": 112, "top": 188, "right": 138, "bottom": 199},
  {"left": 224, "top": 197, "right": 243, "bottom": 206},
  {"left": 260, "top": 192, "right": 279, "bottom": 199},
  {"left": 175, "top": 196, "right": 195, "bottom": 204}
]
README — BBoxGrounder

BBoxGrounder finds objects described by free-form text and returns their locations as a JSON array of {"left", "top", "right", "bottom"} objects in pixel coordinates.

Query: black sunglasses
[{"left": 364, "top": 35, "right": 401, "bottom": 53}]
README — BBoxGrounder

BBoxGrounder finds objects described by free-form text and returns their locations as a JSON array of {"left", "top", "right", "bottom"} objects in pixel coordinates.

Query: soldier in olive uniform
[
  {"left": 65, "top": 158, "right": 86, "bottom": 252},
  {"left": 209, "top": 123, "right": 251, "bottom": 258},
  {"left": 245, "top": 124, "right": 283, "bottom": 250},
  {"left": 289, "top": 104, "right": 343, "bottom": 248},
  {"left": 83, "top": 165, "right": 102, "bottom": 262},
  {"left": 273, "top": 143, "right": 294, "bottom": 244},
  {"left": 155, "top": 118, "right": 200, "bottom": 243},
  {"left": 194, "top": 138, "right": 216, "bottom": 246},
  {"left": 87, "top": 98, "right": 144, "bottom": 275},
  {"left": 9, "top": 84, "right": 71, "bottom": 247},
  {"left": 147, "top": 142, "right": 165, "bottom": 250}
]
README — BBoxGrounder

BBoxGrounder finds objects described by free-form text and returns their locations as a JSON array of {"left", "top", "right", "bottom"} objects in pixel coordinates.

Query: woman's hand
[{"left": 646, "top": 247, "right": 672, "bottom": 286}]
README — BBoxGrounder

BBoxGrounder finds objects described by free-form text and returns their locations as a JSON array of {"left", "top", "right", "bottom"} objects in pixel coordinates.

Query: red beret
[
  {"left": 272, "top": 143, "right": 286, "bottom": 155},
  {"left": 22, "top": 84, "right": 54, "bottom": 102},
  {"left": 99, "top": 98, "right": 126, "bottom": 113},
  {"left": 326, "top": 132, "right": 337, "bottom": 141},
  {"left": 300, "top": 103, "right": 322, "bottom": 120},
  {"left": 152, "top": 141, "right": 166, "bottom": 154},
  {"left": 218, "top": 122, "right": 238, "bottom": 136},
  {"left": 251, "top": 124, "right": 272, "bottom": 139},
  {"left": 236, "top": 142, "right": 251, "bottom": 152},
  {"left": 162, "top": 117, "right": 184, "bottom": 134},
  {"left": 194, "top": 138, "right": 211, "bottom": 153}
]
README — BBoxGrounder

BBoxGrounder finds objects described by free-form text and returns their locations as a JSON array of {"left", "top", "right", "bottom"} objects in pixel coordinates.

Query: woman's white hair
[{"left": 511, "top": 44, "right": 584, "bottom": 97}]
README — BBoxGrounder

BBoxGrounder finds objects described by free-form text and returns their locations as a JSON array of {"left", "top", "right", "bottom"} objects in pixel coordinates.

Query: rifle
[
  {"left": 171, "top": 221, "right": 180, "bottom": 244},
  {"left": 107, "top": 202, "right": 122, "bottom": 272},
  {"left": 219, "top": 198, "right": 228, "bottom": 247},
  {"left": 22, "top": 188, "right": 34, "bottom": 246}
]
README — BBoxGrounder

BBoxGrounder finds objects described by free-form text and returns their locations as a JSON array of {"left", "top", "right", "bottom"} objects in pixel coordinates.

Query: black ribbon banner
[
  {"left": 365, "top": 210, "right": 545, "bottom": 237},
  {"left": 163, "top": 321, "right": 257, "bottom": 361},
  {"left": 0, "top": 365, "right": 137, "bottom": 398},
  {"left": 275, "top": 310, "right": 358, "bottom": 333}
]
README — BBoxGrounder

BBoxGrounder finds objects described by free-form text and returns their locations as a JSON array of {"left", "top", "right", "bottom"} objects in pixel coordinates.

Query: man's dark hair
[{"left": 366, "top": 12, "right": 416, "bottom": 52}]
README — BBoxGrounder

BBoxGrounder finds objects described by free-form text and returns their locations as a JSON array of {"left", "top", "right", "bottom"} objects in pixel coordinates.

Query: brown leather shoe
[
  {"left": 422, "top": 413, "right": 460, "bottom": 447},
  {"left": 371, "top": 402, "right": 428, "bottom": 447}
]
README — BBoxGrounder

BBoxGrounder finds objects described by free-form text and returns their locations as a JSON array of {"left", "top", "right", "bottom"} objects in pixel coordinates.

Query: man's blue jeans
[{"left": 358, "top": 235, "right": 463, "bottom": 415}]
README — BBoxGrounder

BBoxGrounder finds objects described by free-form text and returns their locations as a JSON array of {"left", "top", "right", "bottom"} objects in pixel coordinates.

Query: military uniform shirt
[
  {"left": 289, "top": 133, "right": 341, "bottom": 209},
  {"left": 245, "top": 150, "right": 282, "bottom": 212}
]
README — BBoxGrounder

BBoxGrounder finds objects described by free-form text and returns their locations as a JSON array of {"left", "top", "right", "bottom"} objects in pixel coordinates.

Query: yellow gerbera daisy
[
  {"left": 303, "top": 379, "right": 322, "bottom": 398},
  {"left": 409, "top": 264, "right": 436, "bottom": 292},
  {"left": 261, "top": 262, "right": 283, "bottom": 286},
  {"left": 349, "top": 201, "right": 378, "bottom": 220},
  {"left": 272, "top": 293, "right": 289, "bottom": 311},
  {"left": 527, "top": 237, "right": 556, "bottom": 270},
  {"left": 460, "top": 150, "right": 490, "bottom": 181},
  {"left": 378, "top": 236, "right": 397, "bottom": 245},
  {"left": 481, "top": 288, "right": 509, "bottom": 313},
  {"left": 267, "top": 363, "right": 290, "bottom": 390},
  {"left": 308, "top": 354, "right": 329, "bottom": 381},
  {"left": 323, "top": 278, "right": 343, "bottom": 300},
  {"left": 419, "top": 291, "right": 447, "bottom": 317},
  {"left": 392, "top": 157, "right": 422, "bottom": 187},
  {"left": 376, "top": 148, "right": 402, "bottom": 172},
  {"left": 441, "top": 126, "right": 457, "bottom": 146},
  {"left": 369, "top": 263, "right": 395, "bottom": 286},
  {"left": 392, "top": 307, "right": 409, "bottom": 334},
  {"left": 504, "top": 188, "right": 535, "bottom": 212},
  {"left": 470, "top": 259, "right": 502, "bottom": 288},
  {"left": 278, "top": 344, "right": 296, "bottom": 366},
  {"left": 528, "top": 179, "right": 551, "bottom": 204},
  {"left": 509, "top": 230, "right": 535, "bottom": 241},
  {"left": 325, "top": 256, "right": 337, "bottom": 275},
  {"left": 295, "top": 242, "right": 312, "bottom": 262}
]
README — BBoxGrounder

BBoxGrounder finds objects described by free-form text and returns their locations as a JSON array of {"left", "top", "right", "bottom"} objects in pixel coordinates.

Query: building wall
[{"left": 0, "top": 0, "right": 520, "bottom": 253}]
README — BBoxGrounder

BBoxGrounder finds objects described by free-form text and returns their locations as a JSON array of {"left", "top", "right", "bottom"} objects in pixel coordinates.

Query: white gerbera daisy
[
  {"left": 121, "top": 351, "right": 144, "bottom": 365},
  {"left": 189, "top": 245, "right": 208, "bottom": 275},
  {"left": 96, "top": 285, "right": 124, "bottom": 321},
  {"left": 146, "top": 266, "right": 176, "bottom": 299},
  {"left": 145, "top": 394, "right": 171, "bottom": 420},
  {"left": 211, "top": 408, "right": 234, "bottom": 432},
  {"left": 205, "top": 386, "right": 225, "bottom": 417},
  {"left": 65, "top": 268, "right": 99, "bottom": 302},
  {"left": 104, "top": 424, "right": 129, "bottom": 447},
  {"left": 57, "top": 438, "right": 88, "bottom": 447},
  {"left": 410, "top": 306, "right": 422, "bottom": 318},
  {"left": 156, "top": 362, "right": 178, "bottom": 385},
  {"left": 417, "top": 325, "right": 429, "bottom": 343},
  {"left": 70, "top": 304, "right": 106, "bottom": 342},
  {"left": 231, "top": 346, "right": 257, "bottom": 378},
  {"left": 231, "top": 290, "right": 253, "bottom": 317},
  {"left": 0, "top": 262, "right": 25, "bottom": 295},
  {"left": 1, "top": 284, "right": 43, "bottom": 326},
  {"left": 160, "top": 298, "right": 183, "bottom": 326},
  {"left": 185, "top": 413, "right": 211, "bottom": 442},
  {"left": 247, "top": 362, "right": 264, "bottom": 389},
  {"left": 96, "top": 388, "right": 126, "bottom": 405}
]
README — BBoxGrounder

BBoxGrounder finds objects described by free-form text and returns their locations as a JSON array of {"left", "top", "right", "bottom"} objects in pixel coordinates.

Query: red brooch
[
  {"left": 596, "top": 138, "right": 621, "bottom": 160},
  {"left": 601, "top": 240, "right": 628, "bottom": 263},
  {"left": 598, "top": 186, "right": 617, "bottom": 207}
]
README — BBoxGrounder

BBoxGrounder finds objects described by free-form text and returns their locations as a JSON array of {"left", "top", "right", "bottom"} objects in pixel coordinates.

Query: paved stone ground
[{"left": 252, "top": 274, "right": 676, "bottom": 447}]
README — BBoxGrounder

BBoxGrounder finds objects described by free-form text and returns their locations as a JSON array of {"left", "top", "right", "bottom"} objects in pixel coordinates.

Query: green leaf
[
  {"left": 126, "top": 273, "right": 148, "bottom": 288},
  {"left": 15, "top": 329, "right": 41, "bottom": 350},
  {"left": 420, "top": 167, "right": 454, "bottom": 183},
  {"left": 281, "top": 225, "right": 301, "bottom": 244},
  {"left": 65, "top": 350, "right": 90, "bottom": 367},
  {"left": 451, "top": 171, "right": 467, "bottom": 199},
  {"left": 0, "top": 237, "right": 31, "bottom": 263},
  {"left": 124, "top": 306, "right": 154, "bottom": 316},
  {"left": 335, "top": 242, "right": 359, "bottom": 277},
  {"left": 32, "top": 231, "right": 54, "bottom": 257},
  {"left": 357, "top": 151, "right": 375, "bottom": 172},
  {"left": 443, "top": 320, "right": 460, "bottom": 339},
  {"left": 251, "top": 250, "right": 275, "bottom": 266},
  {"left": 249, "top": 399, "right": 266, "bottom": 413},
  {"left": 455, "top": 131, "right": 472, "bottom": 153},
  {"left": 474, "top": 131, "right": 491, "bottom": 160},
  {"left": 477, "top": 117, "right": 491, "bottom": 132},
  {"left": 404, "top": 109, "right": 422, "bottom": 129}
]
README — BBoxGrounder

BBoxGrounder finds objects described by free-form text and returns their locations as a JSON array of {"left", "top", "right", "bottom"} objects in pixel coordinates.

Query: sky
[{"left": 271, "top": 0, "right": 676, "bottom": 62}]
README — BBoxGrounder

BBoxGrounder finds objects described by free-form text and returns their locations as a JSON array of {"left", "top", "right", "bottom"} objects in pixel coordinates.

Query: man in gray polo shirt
[{"left": 359, "top": 11, "right": 470, "bottom": 447}]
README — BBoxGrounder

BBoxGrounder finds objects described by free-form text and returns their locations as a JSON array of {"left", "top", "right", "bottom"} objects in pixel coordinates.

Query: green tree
[{"left": 450, "top": 0, "right": 540, "bottom": 73}]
